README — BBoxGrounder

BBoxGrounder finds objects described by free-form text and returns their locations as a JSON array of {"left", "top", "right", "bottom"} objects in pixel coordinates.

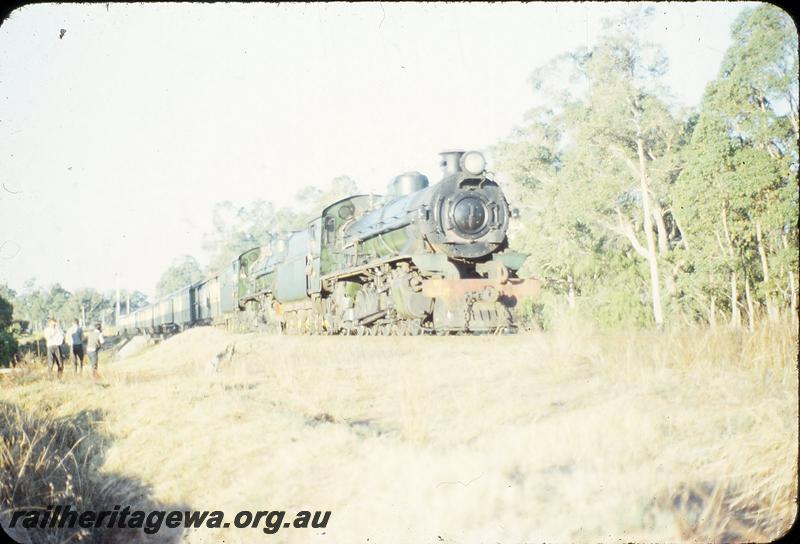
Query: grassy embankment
[{"left": 1, "top": 322, "right": 797, "bottom": 543}]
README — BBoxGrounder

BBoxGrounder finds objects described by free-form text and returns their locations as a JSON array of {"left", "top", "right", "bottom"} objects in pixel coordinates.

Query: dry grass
[
  {"left": 1, "top": 322, "right": 796, "bottom": 543},
  {"left": 0, "top": 401, "right": 186, "bottom": 543}
]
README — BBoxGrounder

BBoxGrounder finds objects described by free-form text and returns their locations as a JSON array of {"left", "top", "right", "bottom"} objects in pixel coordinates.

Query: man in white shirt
[{"left": 44, "top": 318, "right": 65, "bottom": 378}]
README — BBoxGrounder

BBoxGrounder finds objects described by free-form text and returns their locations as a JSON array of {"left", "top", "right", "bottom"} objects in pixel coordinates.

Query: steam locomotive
[{"left": 118, "top": 150, "right": 540, "bottom": 336}]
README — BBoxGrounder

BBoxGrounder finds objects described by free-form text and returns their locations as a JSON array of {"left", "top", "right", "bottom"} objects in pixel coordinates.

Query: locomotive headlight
[{"left": 460, "top": 151, "right": 486, "bottom": 175}]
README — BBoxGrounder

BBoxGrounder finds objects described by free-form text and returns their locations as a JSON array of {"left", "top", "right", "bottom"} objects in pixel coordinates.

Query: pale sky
[{"left": 0, "top": 2, "right": 758, "bottom": 298}]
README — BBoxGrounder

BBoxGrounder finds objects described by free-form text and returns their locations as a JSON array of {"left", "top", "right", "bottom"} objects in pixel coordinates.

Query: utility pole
[
  {"left": 115, "top": 273, "right": 121, "bottom": 326},
  {"left": 81, "top": 304, "right": 86, "bottom": 326}
]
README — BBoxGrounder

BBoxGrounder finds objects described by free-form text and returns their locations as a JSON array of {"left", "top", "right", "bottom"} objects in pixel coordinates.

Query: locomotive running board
[{"left": 420, "top": 277, "right": 542, "bottom": 303}]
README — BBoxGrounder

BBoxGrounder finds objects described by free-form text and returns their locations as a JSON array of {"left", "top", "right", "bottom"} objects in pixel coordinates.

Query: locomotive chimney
[{"left": 439, "top": 150, "right": 465, "bottom": 177}]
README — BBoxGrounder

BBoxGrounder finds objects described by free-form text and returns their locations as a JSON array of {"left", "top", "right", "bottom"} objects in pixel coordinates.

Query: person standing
[
  {"left": 44, "top": 318, "right": 65, "bottom": 378},
  {"left": 66, "top": 318, "right": 85, "bottom": 374},
  {"left": 86, "top": 323, "right": 105, "bottom": 378}
]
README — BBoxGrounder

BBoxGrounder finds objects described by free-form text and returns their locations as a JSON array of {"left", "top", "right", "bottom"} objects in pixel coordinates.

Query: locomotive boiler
[{"left": 236, "top": 150, "right": 541, "bottom": 335}]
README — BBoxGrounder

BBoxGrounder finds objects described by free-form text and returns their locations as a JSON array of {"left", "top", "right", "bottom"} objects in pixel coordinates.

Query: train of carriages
[{"left": 118, "top": 150, "right": 541, "bottom": 336}]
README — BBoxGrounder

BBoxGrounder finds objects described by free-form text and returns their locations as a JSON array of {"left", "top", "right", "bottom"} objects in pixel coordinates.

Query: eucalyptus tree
[
  {"left": 155, "top": 255, "right": 204, "bottom": 297},
  {"left": 202, "top": 199, "right": 301, "bottom": 275},
  {"left": 494, "top": 108, "right": 572, "bottom": 299},
  {"left": 674, "top": 4, "right": 798, "bottom": 327},
  {"left": 202, "top": 176, "right": 357, "bottom": 275},
  {"left": 496, "top": 8, "right": 687, "bottom": 328}
]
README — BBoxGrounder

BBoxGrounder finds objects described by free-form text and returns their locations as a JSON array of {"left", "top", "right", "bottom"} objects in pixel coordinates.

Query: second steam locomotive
[{"left": 119, "top": 150, "right": 540, "bottom": 336}]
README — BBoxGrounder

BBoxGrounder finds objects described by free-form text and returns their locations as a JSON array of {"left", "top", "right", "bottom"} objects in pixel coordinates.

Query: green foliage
[
  {"left": 496, "top": 5, "right": 798, "bottom": 329},
  {"left": 155, "top": 255, "right": 204, "bottom": 297},
  {"left": 585, "top": 260, "right": 653, "bottom": 329},
  {"left": 496, "top": 8, "right": 684, "bottom": 329},
  {"left": 0, "top": 294, "right": 12, "bottom": 330},
  {"left": 295, "top": 175, "right": 359, "bottom": 219},
  {"left": 9, "top": 280, "right": 147, "bottom": 331},
  {"left": 0, "top": 329, "right": 18, "bottom": 367},
  {"left": 0, "top": 284, "right": 16, "bottom": 307},
  {"left": 513, "top": 290, "right": 564, "bottom": 332},
  {"left": 673, "top": 4, "right": 798, "bottom": 322},
  {"left": 9, "top": 321, "right": 28, "bottom": 335},
  {"left": 0, "top": 293, "right": 18, "bottom": 366},
  {"left": 202, "top": 199, "right": 304, "bottom": 275},
  {"left": 202, "top": 176, "right": 359, "bottom": 275},
  {"left": 122, "top": 291, "right": 149, "bottom": 313}
]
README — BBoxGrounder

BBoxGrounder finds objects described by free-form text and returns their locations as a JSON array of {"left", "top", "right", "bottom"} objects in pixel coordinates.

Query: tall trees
[
  {"left": 496, "top": 5, "right": 797, "bottom": 329},
  {"left": 563, "top": 13, "right": 687, "bottom": 329},
  {"left": 675, "top": 4, "right": 798, "bottom": 327},
  {"left": 13, "top": 283, "right": 72, "bottom": 329},
  {"left": 72, "top": 288, "right": 116, "bottom": 324},
  {"left": 202, "top": 176, "right": 359, "bottom": 274},
  {"left": 155, "top": 255, "right": 204, "bottom": 297},
  {"left": 9, "top": 281, "right": 142, "bottom": 330},
  {"left": 496, "top": 8, "right": 686, "bottom": 328},
  {"left": 202, "top": 199, "right": 304, "bottom": 274}
]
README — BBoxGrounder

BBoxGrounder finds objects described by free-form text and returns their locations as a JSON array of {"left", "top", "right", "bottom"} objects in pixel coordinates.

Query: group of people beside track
[{"left": 42, "top": 319, "right": 105, "bottom": 378}]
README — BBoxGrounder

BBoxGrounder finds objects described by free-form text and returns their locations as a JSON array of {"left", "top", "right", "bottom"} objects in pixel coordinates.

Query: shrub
[{"left": 0, "top": 330, "right": 18, "bottom": 368}]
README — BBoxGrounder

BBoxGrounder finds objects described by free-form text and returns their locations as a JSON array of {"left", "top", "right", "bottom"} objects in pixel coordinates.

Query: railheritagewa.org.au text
[{"left": 7, "top": 505, "right": 331, "bottom": 535}]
